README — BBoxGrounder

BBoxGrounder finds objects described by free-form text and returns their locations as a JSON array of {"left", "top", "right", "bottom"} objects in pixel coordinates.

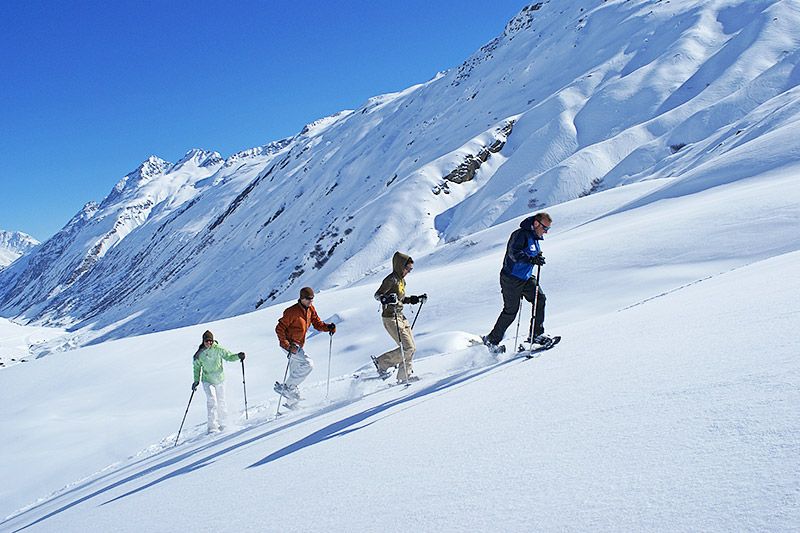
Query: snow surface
[
  {"left": 0, "top": 318, "right": 65, "bottom": 369},
  {"left": 2, "top": 160, "right": 798, "bottom": 530}
]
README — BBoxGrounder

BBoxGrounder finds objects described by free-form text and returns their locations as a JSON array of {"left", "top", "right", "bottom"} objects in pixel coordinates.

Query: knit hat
[
  {"left": 202, "top": 330, "right": 214, "bottom": 342},
  {"left": 300, "top": 287, "right": 315, "bottom": 300}
]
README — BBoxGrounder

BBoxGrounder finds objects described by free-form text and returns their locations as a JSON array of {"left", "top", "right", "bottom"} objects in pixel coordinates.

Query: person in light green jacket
[{"left": 192, "top": 330, "right": 245, "bottom": 434}]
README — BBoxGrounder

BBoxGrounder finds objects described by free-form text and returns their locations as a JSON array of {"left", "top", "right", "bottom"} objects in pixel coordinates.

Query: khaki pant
[{"left": 376, "top": 314, "right": 416, "bottom": 380}]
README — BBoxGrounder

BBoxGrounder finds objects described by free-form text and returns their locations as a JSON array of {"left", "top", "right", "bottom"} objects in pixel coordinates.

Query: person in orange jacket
[{"left": 274, "top": 287, "right": 335, "bottom": 400}]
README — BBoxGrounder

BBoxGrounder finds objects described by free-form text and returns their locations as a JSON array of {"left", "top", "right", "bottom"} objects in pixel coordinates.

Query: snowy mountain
[
  {"left": 2, "top": 0, "right": 800, "bottom": 352},
  {"left": 0, "top": 230, "right": 39, "bottom": 269}
]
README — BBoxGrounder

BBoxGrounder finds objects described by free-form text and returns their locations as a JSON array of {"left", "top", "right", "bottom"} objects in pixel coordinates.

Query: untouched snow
[
  {"left": 0, "top": 318, "right": 65, "bottom": 369},
  {"left": 2, "top": 161, "right": 798, "bottom": 530}
]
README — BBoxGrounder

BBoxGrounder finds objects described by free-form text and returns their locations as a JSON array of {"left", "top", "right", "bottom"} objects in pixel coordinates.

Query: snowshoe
[{"left": 520, "top": 335, "right": 561, "bottom": 357}]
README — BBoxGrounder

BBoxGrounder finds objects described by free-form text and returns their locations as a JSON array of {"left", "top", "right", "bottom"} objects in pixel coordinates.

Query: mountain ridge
[{"left": 1, "top": 0, "right": 798, "bottom": 347}]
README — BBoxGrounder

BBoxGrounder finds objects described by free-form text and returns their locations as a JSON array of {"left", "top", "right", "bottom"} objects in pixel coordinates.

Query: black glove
[
  {"left": 192, "top": 381, "right": 199, "bottom": 391},
  {"left": 419, "top": 293, "right": 428, "bottom": 304},
  {"left": 328, "top": 323, "right": 336, "bottom": 334},
  {"left": 380, "top": 293, "right": 398, "bottom": 305},
  {"left": 238, "top": 352, "right": 245, "bottom": 361},
  {"left": 530, "top": 254, "right": 545, "bottom": 266}
]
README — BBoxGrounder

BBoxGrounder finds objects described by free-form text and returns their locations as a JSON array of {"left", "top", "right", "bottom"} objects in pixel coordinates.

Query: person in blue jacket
[{"left": 483, "top": 212, "right": 553, "bottom": 352}]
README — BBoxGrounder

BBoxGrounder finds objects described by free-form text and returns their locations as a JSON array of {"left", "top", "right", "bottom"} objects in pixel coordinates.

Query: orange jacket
[{"left": 275, "top": 301, "right": 331, "bottom": 351}]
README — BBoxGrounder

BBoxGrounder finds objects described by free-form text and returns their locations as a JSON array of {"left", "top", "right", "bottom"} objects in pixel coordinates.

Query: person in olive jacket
[
  {"left": 192, "top": 330, "right": 245, "bottom": 434},
  {"left": 373, "top": 251, "right": 427, "bottom": 383}
]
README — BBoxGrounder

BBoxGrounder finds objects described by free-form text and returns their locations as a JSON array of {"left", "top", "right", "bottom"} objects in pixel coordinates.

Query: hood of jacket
[{"left": 392, "top": 251, "right": 413, "bottom": 278}]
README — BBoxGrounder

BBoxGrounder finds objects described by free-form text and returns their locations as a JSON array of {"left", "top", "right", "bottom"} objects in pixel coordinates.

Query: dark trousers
[{"left": 487, "top": 273, "right": 546, "bottom": 345}]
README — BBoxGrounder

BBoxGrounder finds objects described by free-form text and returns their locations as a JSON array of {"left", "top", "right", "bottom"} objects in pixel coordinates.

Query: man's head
[
  {"left": 202, "top": 330, "right": 214, "bottom": 346},
  {"left": 532, "top": 212, "right": 552, "bottom": 238},
  {"left": 300, "top": 287, "right": 315, "bottom": 305}
]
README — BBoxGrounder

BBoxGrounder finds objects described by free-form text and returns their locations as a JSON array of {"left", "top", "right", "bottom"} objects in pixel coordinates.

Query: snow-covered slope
[
  {"left": 0, "top": 230, "right": 38, "bottom": 268},
  {"left": 0, "top": 317, "right": 65, "bottom": 368},
  {"left": 2, "top": 0, "right": 799, "bottom": 346},
  {"left": 1, "top": 151, "right": 798, "bottom": 530}
]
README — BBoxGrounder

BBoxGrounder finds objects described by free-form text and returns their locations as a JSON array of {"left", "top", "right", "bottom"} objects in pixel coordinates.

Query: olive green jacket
[{"left": 374, "top": 251, "right": 412, "bottom": 318}]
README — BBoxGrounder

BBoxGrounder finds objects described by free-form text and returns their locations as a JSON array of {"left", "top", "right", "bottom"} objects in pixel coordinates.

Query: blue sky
[{"left": 0, "top": 0, "right": 526, "bottom": 241}]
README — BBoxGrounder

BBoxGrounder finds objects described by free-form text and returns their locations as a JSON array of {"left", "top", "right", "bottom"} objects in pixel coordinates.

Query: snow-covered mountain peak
[
  {"left": 135, "top": 155, "right": 172, "bottom": 180},
  {"left": 106, "top": 156, "right": 172, "bottom": 203},
  {"left": 0, "top": 231, "right": 39, "bottom": 269},
  {"left": 171, "top": 148, "right": 224, "bottom": 171}
]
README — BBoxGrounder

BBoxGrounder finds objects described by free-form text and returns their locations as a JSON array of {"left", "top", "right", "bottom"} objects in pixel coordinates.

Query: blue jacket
[{"left": 501, "top": 216, "right": 542, "bottom": 280}]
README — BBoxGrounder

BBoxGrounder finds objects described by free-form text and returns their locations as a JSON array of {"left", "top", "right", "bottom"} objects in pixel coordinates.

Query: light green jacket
[{"left": 193, "top": 341, "right": 239, "bottom": 385}]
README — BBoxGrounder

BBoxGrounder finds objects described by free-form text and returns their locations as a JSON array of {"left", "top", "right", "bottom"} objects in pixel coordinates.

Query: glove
[
  {"left": 380, "top": 293, "right": 398, "bottom": 305},
  {"left": 328, "top": 323, "right": 336, "bottom": 334},
  {"left": 238, "top": 352, "right": 245, "bottom": 361},
  {"left": 530, "top": 254, "right": 545, "bottom": 266},
  {"left": 191, "top": 381, "right": 199, "bottom": 391},
  {"left": 289, "top": 343, "right": 300, "bottom": 354},
  {"left": 406, "top": 295, "right": 420, "bottom": 305},
  {"left": 419, "top": 293, "right": 428, "bottom": 304}
]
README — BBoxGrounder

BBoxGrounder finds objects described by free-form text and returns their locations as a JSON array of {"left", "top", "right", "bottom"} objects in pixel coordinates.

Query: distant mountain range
[
  {"left": 1, "top": 0, "right": 798, "bottom": 346},
  {"left": 0, "top": 231, "right": 39, "bottom": 269}
]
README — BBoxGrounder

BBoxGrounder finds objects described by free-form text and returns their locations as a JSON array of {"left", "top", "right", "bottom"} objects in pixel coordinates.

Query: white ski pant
[
  {"left": 202, "top": 381, "right": 227, "bottom": 431},
  {"left": 285, "top": 346, "right": 314, "bottom": 388}
]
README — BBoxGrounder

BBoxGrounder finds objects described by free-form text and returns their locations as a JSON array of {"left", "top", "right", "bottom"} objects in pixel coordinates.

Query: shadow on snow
[{"left": 5, "top": 353, "right": 528, "bottom": 532}]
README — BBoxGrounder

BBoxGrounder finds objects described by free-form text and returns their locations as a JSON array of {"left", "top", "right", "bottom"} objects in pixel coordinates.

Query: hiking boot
[
  {"left": 482, "top": 335, "right": 505, "bottom": 354},
  {"left": 372, "top": 355, "right": 392, "bottom": 380},
  {"left": 274, "top": 381, "right": 300, "bottom": 400},
  {"left": 397, "top": 373, "right": 420, "bottom": 384}
]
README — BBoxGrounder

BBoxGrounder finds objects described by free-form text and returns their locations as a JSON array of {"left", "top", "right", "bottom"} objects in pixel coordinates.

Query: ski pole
[
  {"left": 275, "top": 353, "right": 291, "bottom": 417},
  {"left": 325, "top": 333, "right": 333, "bottom": 399},
  {"left": 513, "top": 294, "right": 523, "bottom": 353},
  {"left": 241, "top": 359, "right": 249, "bottom": 420},
  {"left": 528, "top": 264, "right": 542, "bottom": 351},
  {"left": 410, "top": 298, "right": 425, "bottom": 330},
  {"left": 175, "top": 388, "right": 196, "bottom": 447},
  {"left": 395, "top": 308, "right": 411, "bottom": 384}
]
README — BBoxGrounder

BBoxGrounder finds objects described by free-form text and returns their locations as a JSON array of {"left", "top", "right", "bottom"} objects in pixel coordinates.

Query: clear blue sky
[{"left": 0, "top": 0, "right": 527, "bottom": 241}]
